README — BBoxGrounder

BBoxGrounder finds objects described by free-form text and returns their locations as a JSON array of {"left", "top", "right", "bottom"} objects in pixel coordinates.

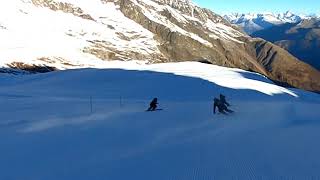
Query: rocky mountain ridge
[{"left": 252, "top": 18, "right": 320, "bottom": 70}]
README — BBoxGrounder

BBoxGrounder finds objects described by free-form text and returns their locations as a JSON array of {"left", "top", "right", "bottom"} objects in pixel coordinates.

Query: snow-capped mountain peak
[
  {"left": 277, "top": 10, "right": 302, "bottom": 23},
  {"left": 223, "top": 11, "right": 316, "bottom": 34},
  {"left": 154, "top": 0, "right": 193, "bottom": 6}
]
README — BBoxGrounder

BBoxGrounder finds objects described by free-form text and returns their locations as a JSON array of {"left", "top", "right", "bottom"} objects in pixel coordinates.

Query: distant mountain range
[
  {"left": 224, "top": 11, "right": 318, "bottom": 34},
  {"left": 252, "top": 18, "right": 320, "bottom": 70},
  {"left": 224, "top": 12, "right": 320, "bottom": 71}
]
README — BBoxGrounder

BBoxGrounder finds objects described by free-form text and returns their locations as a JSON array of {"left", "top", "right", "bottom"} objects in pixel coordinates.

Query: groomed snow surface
[{"left": 0, "top": 62, "right": 320, "bottom": 180}]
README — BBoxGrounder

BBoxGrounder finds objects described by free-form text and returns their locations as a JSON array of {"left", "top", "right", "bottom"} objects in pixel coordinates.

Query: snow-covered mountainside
[
  {"left": 224, "top": 11, "right": 316, "bottom": 34},
  {"left": 0, "top": 0, "right": 234, "bottom": 68},
  {"left": 0, "top": 61, "right": 319, "bottom": 179},
  {"left": 1, "top": 0, "right": 320, "bottom": 92},
  {"left": 0, "top": 0, "right": 165, "bottom": 67}
]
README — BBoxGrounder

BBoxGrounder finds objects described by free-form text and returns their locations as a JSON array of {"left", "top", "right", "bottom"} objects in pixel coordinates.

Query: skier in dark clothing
[
  {"left": 213, "top": 97, "right": 233, "bottom": 114},
  {"left": 219, "top": 94, "right": 230, "bottom": 107},
  {"left": 147, "top": 98, "right": 158, "bottom": 111}
]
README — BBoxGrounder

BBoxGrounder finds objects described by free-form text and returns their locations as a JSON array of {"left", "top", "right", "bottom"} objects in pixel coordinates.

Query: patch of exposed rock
[
  {"left": 7, "top": 62, "right": 58, "bottom": 73},
  {"left": 31, "top": 0, "right": 94, "bottom": 21}
]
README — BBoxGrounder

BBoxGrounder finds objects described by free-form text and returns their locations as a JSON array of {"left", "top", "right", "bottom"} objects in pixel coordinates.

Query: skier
[
  {"left": 219, "top": 94, "right": 230, "bottom": 107},
  {"left": 213, "top": 98, "right": 233, "bottom": 114},
  {"left": 147, "top": 98, "right": 158, "bottom": 111}
]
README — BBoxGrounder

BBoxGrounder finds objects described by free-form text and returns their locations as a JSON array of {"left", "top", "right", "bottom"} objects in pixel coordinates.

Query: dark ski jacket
[
  {"left": 220, "top": 94, "right": 230, "bottom": 106},
  {"left": 213, "top": 98, "right": 228, "bottom": 114},
  {"left": 150, "top": 98, "right": 158, "bottom": 107}
]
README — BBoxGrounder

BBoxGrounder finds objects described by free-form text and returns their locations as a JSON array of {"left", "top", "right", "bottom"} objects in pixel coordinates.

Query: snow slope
[
  {"left": 0, "top": 61, "right": 319, "bottom": 179},
  {"left": 0, "top": 0, "right": 162, "bottom": 67}
]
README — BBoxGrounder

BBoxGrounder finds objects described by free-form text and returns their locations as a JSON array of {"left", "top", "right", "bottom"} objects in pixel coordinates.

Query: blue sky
[{"left": 192, "top": 0, "right": 320, "bottom": 15}]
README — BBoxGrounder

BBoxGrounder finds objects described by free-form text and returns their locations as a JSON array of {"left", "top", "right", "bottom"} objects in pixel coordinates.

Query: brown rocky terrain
[
  {"left": 111, "top": 0, "right": 320, "bottom": 92},
  {"left": 4, "top": 62, "right": 57, "bottom": 73}
]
